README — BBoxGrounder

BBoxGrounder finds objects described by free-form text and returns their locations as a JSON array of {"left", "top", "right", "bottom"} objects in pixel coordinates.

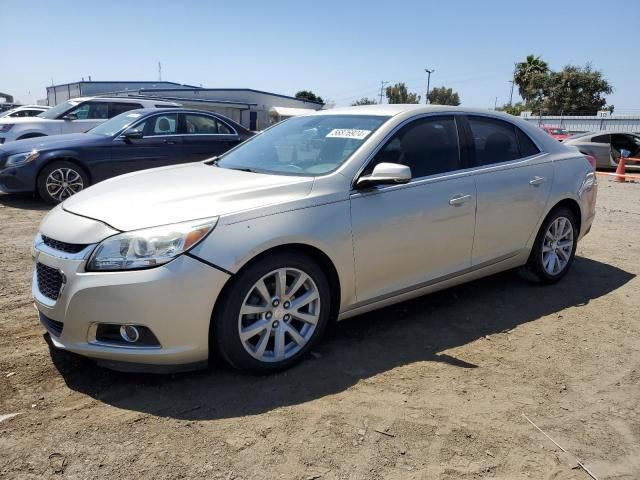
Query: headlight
[
  {"left": 6, "top": 150, "right": 40, "bottom": 167},
  {"left": 0, "top": 124, "right": 14, "bottom": 133},
  {"left": 87, "top": 217, "right": 218, "bottom": 271}
]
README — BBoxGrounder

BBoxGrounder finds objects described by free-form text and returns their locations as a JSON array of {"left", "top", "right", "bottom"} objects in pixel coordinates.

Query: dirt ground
[{"left": 0, "top": 179, "right": 639, "bottom": 480}]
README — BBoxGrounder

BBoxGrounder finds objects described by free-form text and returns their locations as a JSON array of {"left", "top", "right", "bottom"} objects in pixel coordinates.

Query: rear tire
[
  {"left": 37, "top": 160, "right": 89, "bottom": 204},
  {"left": 526, "top": 207, "right": 578, "bottom": 284},
  {"left": 212, "top": 252, "right": 330, "bottom": 373}
]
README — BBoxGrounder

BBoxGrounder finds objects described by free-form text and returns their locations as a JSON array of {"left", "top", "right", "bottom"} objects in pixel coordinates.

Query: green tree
[
  {"left": 540, "top": 63, "right": 613, "bottom": 115},
  {"left": 427, "top": 86, "right": 461, "bottom": 106},
  {"left": 351, "top": 97, "right": 377, "bottom": 106},
  {"left": 385, "top": 83, "right": 421, "bottom": 104},
  {"left": 294, "top": 90, "right": 324, "bottom": 104},
  {"left": 514, "top": 54, "right": 550, "bottom": 103},
  {"left": 497, "top": 102, "right": 528, "bottom": 116}
]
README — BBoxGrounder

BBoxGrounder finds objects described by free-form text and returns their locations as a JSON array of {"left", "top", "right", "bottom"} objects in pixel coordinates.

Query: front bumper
[
  {"left": 33, "top": 235, "right": 230, "bottom": 369},
  {"left": 0, "top": 163, "right": 37, "bottom": 193}
]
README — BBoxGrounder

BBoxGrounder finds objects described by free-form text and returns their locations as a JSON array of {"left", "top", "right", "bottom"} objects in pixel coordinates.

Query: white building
[{"left": 46, "top": 81, "right": 324, "bottom": 130}]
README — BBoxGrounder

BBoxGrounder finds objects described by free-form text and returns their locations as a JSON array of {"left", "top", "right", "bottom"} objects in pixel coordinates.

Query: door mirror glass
[
  {"left": 122, "top": 129, "right": 144, "bottom": 140},
  {"left": 356, "top": 162, "right": 411, "bottom": 188}
]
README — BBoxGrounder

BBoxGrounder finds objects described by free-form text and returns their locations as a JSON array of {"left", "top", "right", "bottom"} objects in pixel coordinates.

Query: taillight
[{"left": 585, "top": 155, "right": 596, "bottom": 170}]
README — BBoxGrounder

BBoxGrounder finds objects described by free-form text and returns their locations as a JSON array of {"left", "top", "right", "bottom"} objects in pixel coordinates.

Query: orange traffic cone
[{"left": 615, "top": 155, "right": 626, "bottom": 182}]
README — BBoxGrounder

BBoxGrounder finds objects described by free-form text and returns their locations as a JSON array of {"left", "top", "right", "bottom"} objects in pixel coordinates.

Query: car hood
[
  {"left": 62, "top": 163, "right": 315, "bottom": 231},
  {"left": 0, "top": 133, "right": 103, "bottom": 154}
]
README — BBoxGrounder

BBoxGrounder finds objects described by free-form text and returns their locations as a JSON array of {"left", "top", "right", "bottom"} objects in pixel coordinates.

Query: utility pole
[
  {"left": 379, "top": 80, "right": 390, "bottom": 104},
  {"left": 508, "top": 64, "right": 516, "bottom": 106},
  {"left": 494, "top": 96, "right": 498, "bottom": 110},
  {"left": 158, "top": 61, "right": 162, "bottom": 81},
  {"left": 425, "top": 68, "right": 435, "bottom": 104}
]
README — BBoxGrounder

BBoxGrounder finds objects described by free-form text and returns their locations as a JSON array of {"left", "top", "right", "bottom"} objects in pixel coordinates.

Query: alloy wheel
[
  {"left": 238, "top": 268, "right": 321, "bottom": 363},
  {"left": 541, "top": 216, "right": 574, "bottom": 275},
  {"left": 45, "top": 168, "right": 84, "bottom": 201}
]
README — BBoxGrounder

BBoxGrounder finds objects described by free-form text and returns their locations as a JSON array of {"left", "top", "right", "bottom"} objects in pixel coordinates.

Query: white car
[
  {"left": 0, "top": 97, "right": 181, "bottom": 144},
  {"left": 0, "top": 105, "right": 50, "bottom": 118}
]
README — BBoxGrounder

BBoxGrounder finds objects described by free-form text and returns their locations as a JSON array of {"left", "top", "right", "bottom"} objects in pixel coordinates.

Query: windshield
[
  {"left": 39, "top": 100, "right": 80, "bottom": 119},
  {"left": 0, "top": 108, "right": 19, "bottom": 118},
  {"left": 217, "top": 115, "right": 388, "bottom": 175},
  {"left": 89, "top": 111, "right": 144, "bottom": 136}
]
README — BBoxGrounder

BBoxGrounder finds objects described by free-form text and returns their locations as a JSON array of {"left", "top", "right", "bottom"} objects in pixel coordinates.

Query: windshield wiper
[
  {"left": 205, "top": 157, "right": 258, "bottom": 173},
  {"left": 227, "top": 167, "right": 258, "bottom": 173}
]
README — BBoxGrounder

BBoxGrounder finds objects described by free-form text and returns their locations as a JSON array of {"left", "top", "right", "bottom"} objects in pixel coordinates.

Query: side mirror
[
  {"left": 62, "top": 113, "right": 77, "bottom": 121},
  {"left": 122, "top": 129, "right": 144, "bottom": 141},
  {"left": 356, "top": 162, "right": 412, "bottom": 188}
]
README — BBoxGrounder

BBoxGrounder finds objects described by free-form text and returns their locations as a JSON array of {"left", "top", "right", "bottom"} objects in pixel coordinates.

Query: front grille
[
  {"left": 36, "top": 263, "right": 63, "bottom": 300},
  {"left": 39, "top": 312, "right": 64, "bottom": 337},
  {"left": 42, "top": 235, "right": 88, "bottom": 254}
]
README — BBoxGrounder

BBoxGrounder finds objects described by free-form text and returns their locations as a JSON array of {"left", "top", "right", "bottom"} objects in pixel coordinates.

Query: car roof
[{"left": 309, "top": 104, "right": 524, "bottom": 120}]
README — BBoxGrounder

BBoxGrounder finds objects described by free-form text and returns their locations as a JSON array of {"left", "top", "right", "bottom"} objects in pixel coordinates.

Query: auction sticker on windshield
[{"left": 326, "top": 129, "right": 372, "bottom": 140}]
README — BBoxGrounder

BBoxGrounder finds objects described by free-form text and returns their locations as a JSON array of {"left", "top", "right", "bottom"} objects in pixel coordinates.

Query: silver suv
[
  {"left": 0, "top": 97, "right": 180, "bottom": 144},
  {"left": 32, "top": 105, "right": 597, "bottom": 373}
]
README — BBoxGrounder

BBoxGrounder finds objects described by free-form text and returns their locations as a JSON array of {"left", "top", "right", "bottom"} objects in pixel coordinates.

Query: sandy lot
[{"left": 0, "top": 179, "right": 639, "bottom": 480}]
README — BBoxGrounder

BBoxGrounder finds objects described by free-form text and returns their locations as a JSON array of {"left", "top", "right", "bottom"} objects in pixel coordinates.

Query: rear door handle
[
  {"left": 449, "top": 194, "right": 472, "bottom": 206},
  {"left": 163, "top": 139, "right": 178, "bottom": 145},
  {"left": 529, "top": 176, "right": 545, "bottom": 186}
]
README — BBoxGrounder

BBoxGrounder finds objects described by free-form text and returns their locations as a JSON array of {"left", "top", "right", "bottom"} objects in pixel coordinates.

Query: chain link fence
[{"left": 519, "top": 111, "right": 640, "bottom": 134}]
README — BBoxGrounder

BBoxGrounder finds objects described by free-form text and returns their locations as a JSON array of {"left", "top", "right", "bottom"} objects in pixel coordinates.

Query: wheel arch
[
  {"left": 35, "top": 155, "right": 92, "bottom": 189},
  {"left": 544, "top": 197, "right": 582, "bottom": 236},
  {"left": 210, "top": 242, "right": 342, "bottom": 334},
  {"left": 16, "top": 132, "right": 47, "bottom": 140}
]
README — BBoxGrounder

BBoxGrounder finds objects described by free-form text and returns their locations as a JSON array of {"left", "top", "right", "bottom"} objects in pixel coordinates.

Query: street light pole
[
  {"left": 425, "top": 68, "right": 435, "bottom": 104},
  {"left": 379, "top": 80, "right": 390, "bottom": 104}
]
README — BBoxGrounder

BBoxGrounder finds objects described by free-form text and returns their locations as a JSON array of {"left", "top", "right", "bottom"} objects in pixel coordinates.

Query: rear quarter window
[{"left": 516, "top": 128, "right": 541, "bottom": 157}]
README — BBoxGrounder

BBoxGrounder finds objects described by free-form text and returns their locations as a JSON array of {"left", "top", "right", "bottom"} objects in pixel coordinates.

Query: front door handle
[
  {"left": 163, "top": 139, "right": 178, "bottom": 145},
  {"left": 529, "top": 176, "right": 546, "bottom": 186},
  {"left": 449, "top": 194, "right": 472, "bottom": 206}
]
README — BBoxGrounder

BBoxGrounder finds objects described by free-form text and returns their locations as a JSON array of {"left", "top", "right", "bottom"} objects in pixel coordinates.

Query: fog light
[
  {"left": 120, "top": 325, "right": 140, "bottom": 343},
  {"left": 94, "top": 323, "right": 161, "bottom": 348}
]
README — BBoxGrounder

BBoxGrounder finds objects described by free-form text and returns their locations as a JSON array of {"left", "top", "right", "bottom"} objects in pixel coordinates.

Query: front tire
[
  {"left": 213, "top": 252, "right": 331, "bottom": 373},
  {"left": 37, "top": 160, "right": 89, "bottom": 204},
  {"left": 526, "top": 207, "right": 578, "bottom": 284}
]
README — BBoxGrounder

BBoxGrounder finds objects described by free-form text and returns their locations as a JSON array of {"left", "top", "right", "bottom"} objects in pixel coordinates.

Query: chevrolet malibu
[{"left": 32, "top": 105, "right": 597, "bottom": 373}]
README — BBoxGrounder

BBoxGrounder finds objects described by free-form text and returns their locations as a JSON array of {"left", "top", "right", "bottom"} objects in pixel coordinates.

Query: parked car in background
[
  {"left": 0, "top": 97, "right": 180, "bottom": 144},
  {"left": 0, "top": 105, "right": 50, "bottom": 118},
  {"left": 0, "top": 108, "right": 252, "bottom": 203},
  {"left": 541, "top": 126, "right": 570, "bottom": 141},
  {"left": 563, "top": 131, "right": 640, "bottom": 169},
  {"left": 31, "top": 105, "right": 597, "bottom": 373}
]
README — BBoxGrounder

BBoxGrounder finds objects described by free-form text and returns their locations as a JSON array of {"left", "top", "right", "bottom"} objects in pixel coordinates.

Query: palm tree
[{"left": 514, "top": 55, "right": 549, "bottom": 103}]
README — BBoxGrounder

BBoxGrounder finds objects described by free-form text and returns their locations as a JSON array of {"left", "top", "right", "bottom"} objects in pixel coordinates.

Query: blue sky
[{"left": 2, "top": 0, "right": 639, "bottom": 111}]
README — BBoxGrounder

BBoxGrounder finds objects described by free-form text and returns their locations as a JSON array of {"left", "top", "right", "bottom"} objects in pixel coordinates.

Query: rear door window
[
  {"left": 183, "top": 113, "right": 235, "bottom": 135},
  {"left": 467, "top": 116, "right": 521, "bottom": 166},
  {"left": 109, "top": 102, "right": 142, "bottom": 118}
]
